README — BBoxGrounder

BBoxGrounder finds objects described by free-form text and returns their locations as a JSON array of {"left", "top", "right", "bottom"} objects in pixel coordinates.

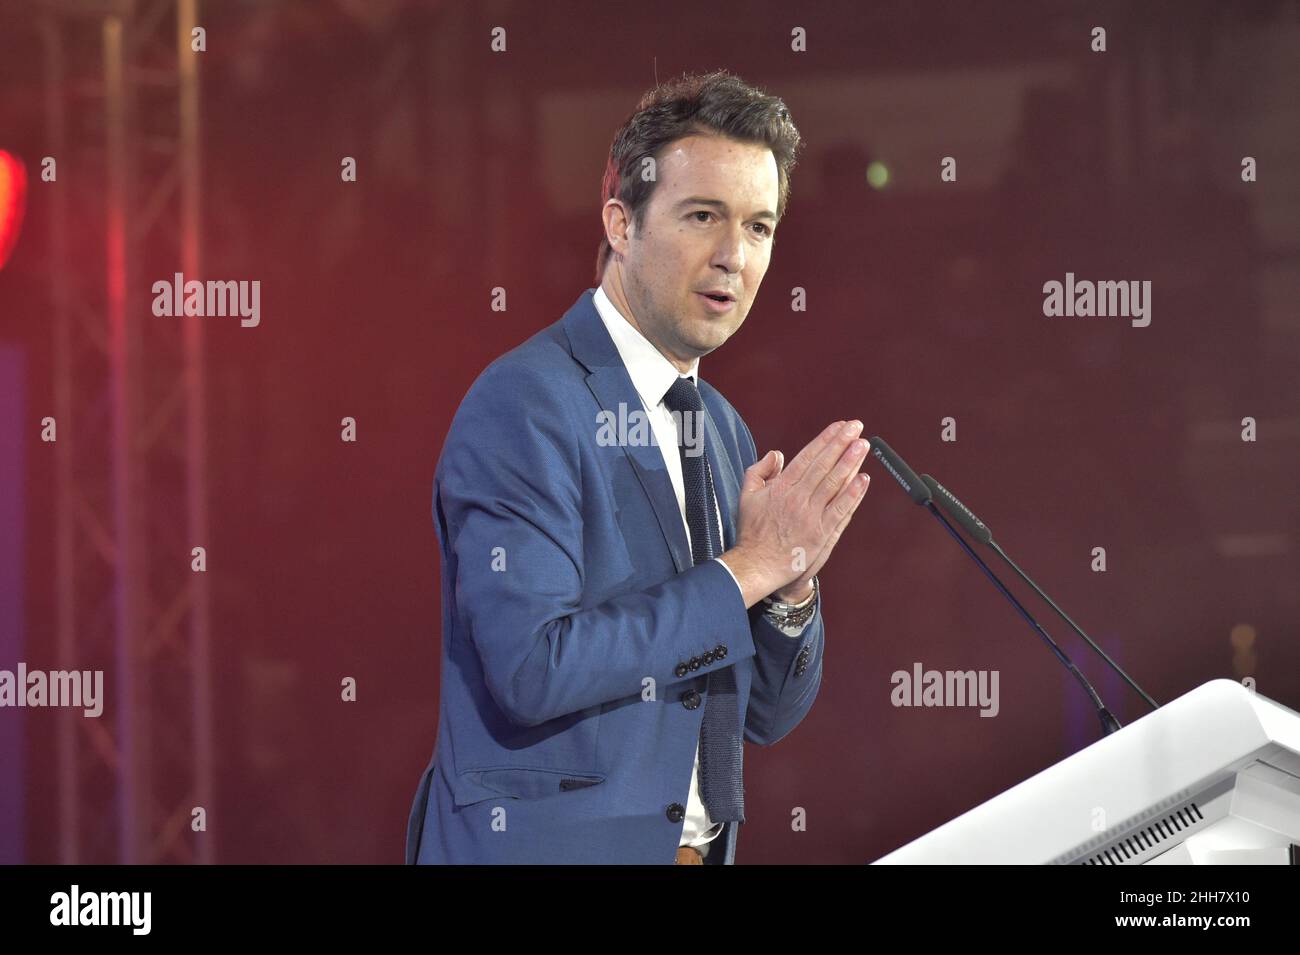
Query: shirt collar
[{"left": 592, "top": 285, "right": 700, "bottom": 408}]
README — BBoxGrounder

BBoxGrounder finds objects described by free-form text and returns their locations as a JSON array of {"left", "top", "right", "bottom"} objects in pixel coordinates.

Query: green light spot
[{"left": 866, "top": 161, "right": 889, "bottom": 190}]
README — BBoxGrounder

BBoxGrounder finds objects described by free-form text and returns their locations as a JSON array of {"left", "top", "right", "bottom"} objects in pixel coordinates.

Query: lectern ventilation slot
[{"left": 1080, "top": 802, "right": 1205, "bottom": 865}]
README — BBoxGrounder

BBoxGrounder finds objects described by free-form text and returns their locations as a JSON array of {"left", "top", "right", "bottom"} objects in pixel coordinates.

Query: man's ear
[{"left": 603, "top": 199, "right": 632, "bottom": 256}]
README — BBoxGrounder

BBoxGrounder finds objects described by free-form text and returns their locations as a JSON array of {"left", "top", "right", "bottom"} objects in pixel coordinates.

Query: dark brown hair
[{"left": 594, "top": 70, "right": 803, "bottom": 284}]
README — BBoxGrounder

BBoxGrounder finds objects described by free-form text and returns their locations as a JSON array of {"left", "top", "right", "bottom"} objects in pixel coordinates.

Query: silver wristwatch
[{"left": 761, "top": 575, "right": 819, "bottom": 630}]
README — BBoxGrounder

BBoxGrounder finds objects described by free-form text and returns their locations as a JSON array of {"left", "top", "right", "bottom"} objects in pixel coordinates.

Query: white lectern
[{"left": 874, "top": 679, "right": 1300, "bottom": 864}]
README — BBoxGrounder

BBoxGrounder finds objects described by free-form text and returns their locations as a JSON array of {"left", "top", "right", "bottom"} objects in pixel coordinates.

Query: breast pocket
[{"left": 454, "top": 765, "right": 607, "bottom": 807}]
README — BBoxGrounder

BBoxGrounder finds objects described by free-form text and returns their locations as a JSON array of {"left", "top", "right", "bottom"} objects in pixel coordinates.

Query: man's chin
[
  {"left": 687, "top": 334, "right": 731, "bottom": 358},
  {"left": 700, "top": 321, "right": 741, "bottom": 345}
]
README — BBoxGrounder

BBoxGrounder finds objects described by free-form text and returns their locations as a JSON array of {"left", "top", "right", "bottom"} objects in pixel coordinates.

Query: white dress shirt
[{"left": 592, "top": 286, "right": 812, "bottom": 856}]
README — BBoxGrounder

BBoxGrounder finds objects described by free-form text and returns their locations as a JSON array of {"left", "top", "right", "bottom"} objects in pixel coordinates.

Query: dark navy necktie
[{"left": 662, "top": 376, "right": 744, "bottom": 823}]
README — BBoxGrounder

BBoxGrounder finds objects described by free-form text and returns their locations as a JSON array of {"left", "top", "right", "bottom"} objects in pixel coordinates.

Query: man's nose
[{"left": 711, "top": 225, "right": 746, "bottom": 274}]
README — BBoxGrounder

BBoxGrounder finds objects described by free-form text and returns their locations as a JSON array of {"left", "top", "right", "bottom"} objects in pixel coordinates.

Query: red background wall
[{"left": 0, "top": 0, "right": 1296, "bottom": 863}]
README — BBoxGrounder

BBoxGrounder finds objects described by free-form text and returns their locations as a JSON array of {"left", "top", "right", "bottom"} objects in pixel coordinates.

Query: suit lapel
[
  {"left": 563, "top": 288, "right": 740, "bottom": 571},
  {"left": 565, "top": 291, "right": 691, "bottom": 574},
  {"left": 585, "top": 367, "right": 693, "bottom": 574},
  {"left": 701, "top": 398, "right": 739, "bottom": 552}
]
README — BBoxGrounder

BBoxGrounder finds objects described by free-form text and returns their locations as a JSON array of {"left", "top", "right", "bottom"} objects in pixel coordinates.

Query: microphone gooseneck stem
[
  {"left": 921, "top": 471, "right": 1159, "bottom": 714},
  {"left": 924, "top": 502, "right": 1122, "bottom": 736},
  {"left": 987, "top": 540, "right": 1159, "bottom": 712}
]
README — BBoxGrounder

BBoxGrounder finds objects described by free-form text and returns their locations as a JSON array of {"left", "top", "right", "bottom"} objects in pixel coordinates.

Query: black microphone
[
  {"left": 921, "top": 473, "right": 1158, "bottom": 713},
  {"left": 869, "top": 437, "right": 931, "bottom": 505},
  {"left": 868, "top": 436, "right": 1125, "bottom": 737}
]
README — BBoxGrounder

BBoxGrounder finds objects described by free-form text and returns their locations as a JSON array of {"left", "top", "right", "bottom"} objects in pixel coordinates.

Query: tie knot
[{"left": 662, "top": 376, "right": 703, "bottom": 415}]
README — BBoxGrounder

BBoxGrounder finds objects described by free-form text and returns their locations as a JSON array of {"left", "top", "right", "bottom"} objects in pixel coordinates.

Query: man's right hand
[{"left": 718, "top": 420, "right": 871, "bottom": 609}]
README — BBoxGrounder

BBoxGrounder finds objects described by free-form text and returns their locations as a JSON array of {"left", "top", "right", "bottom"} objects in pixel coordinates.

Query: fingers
[
  {"left": 741, "top": 453, "right": 770, "bottom": 493},
  {"left": 777, "top": 420, "right": 844, "bottom": 486},
  {"left": 827, "top": 470, "right": 870, "bottom": 529},
  {"left": 811, "top": 436, "right": 869, "bottom": 510},
  {"left": 756, "top": 449, "right": 782, "bottom": 481},
  {"left": 806, "top": 472, "right": 870, "bottom": 577},
  {"left": 742, "top": 450, "right": 782, "bottom": 492},
  {"left": 794, "top": 419, "right": 864, "bottom": 497}
]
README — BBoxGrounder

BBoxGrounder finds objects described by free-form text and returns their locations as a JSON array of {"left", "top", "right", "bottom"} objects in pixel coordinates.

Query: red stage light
[{"left": 0, "top": 150, "right": 29, "bottom": 271}]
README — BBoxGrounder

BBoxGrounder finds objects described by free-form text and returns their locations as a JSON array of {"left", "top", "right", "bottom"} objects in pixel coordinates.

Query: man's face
[{"left": 603, "top": 133, "right": 780, "bottom": 372}]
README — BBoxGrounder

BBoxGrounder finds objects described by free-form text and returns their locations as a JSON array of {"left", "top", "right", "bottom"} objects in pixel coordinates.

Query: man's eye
[{"left": 689, "top": 212, "right": 770, "bottom": 236}]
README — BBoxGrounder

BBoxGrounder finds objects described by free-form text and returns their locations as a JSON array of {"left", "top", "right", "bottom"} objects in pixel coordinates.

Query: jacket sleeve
[
  {"left": 731, "top": 416, "right": 826, "bottom": 746},
  {"left": 744, "top": 602, "right": 824, "bottom": 746},
  {"left": 437, "top": 363, "right": 757, "bottom": 728}
]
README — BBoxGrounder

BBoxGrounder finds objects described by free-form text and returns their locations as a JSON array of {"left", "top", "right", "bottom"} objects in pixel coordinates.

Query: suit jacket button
[
  {"left": 688, "top": 656, "right": 702, "bottom": 671},
  {"left": 714, "top": 644, "right": 728, "bottom": 659},
  {"left": 674, "top": 663, "right": 689, "bottom": 678},
  {"left": 683, "top": 690, "right": 701, "bottom": 710},
  {"left": 666, "top": 803, "right": 686, "bottom": 823},
  {"left": 701, "top": 650, "right": 716, "bottom": 665}
]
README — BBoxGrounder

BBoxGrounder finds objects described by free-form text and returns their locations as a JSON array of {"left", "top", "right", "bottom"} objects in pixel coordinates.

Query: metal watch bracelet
[{"left": 760, "top": 575, "right": 819, "bottom": 628}]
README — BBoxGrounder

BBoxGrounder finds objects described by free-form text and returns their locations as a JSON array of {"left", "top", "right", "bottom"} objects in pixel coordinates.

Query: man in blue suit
[{"left": 406, "top": 71, "right": 871, "bottom": 864}]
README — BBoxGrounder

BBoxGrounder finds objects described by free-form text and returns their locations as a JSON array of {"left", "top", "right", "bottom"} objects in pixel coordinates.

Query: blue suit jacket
[{"left": 405, "top": 288, "right": 826, "bottom": 864}]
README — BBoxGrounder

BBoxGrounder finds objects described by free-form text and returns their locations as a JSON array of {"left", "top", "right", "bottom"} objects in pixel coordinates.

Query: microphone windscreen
[
  {"left": 868, "top": 436, "right": 931, "bottom": 505},
  {"left": 922, "top": 474, "right": 993, "bottom": 544}
]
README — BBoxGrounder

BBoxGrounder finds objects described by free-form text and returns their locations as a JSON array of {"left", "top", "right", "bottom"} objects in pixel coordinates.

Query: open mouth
[{"left": 697, "top": 292, "right": 736, "bottom": 306}]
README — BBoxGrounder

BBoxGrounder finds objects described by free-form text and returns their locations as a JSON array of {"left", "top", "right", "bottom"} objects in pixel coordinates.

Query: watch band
[{"left": 761, "top": 575, "right": 819, "bottom": 629}]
